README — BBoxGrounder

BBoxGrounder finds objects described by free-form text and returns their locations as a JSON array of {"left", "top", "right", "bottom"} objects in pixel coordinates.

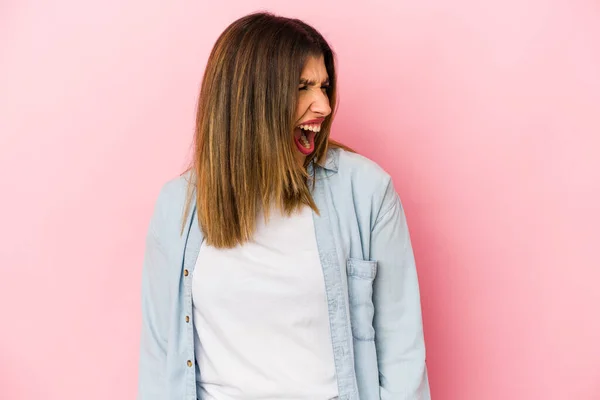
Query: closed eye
[
  {"left": 298, "top": 85, "right": 330, "bottom": 91},
  {"left": 299, "top": 77, "right": 330, "bottom": 91}
]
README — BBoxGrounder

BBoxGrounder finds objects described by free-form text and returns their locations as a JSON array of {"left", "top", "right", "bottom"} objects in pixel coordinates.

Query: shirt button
[
  {"left": 184, "top": 269, "right": 189, "bottom": 277},
  {"left": 185, "top": 316, "right": 190, "bottom": 323},
  {"left": 187, "top": 360, "right": 193, "bottom": 367}
]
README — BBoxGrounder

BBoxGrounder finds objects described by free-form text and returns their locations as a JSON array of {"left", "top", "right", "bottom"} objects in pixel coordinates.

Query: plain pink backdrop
[{"left": 1, "top": 1, "right": 599, "bottom": 399}]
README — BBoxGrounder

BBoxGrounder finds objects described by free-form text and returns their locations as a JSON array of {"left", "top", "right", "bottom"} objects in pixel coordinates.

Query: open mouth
[{"left": 294, "top": 123, "right": 322, "bottom": 155}]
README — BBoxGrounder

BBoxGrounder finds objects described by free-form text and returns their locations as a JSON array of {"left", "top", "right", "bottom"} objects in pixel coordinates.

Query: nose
[{"left": 309, "top": 91, "right": 332, "bottom": 117}]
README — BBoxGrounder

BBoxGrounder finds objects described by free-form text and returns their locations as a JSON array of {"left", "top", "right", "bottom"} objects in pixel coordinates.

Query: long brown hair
[{"left": 182, "top": 12, "right": 347, "bottom": 248}]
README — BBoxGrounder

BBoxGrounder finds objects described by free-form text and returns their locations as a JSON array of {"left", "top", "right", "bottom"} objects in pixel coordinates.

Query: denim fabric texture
[{"left": 138, "top": 148, "right": 431, "bottom": 400}]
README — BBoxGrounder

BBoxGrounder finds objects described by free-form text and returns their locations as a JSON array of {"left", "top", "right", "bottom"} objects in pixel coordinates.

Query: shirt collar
[{"left": 315, "top": 147, "right": 340, "bottom": 173}]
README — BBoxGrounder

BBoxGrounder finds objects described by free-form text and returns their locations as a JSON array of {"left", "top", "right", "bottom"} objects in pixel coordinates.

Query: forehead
[{"left": 300, "top": 55, "right": 328, "bottom": 79}]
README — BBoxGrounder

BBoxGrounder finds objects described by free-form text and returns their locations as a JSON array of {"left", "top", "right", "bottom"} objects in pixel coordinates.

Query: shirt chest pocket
[{"left": 346, "top": 258, "right": 378, "bottom": 341}]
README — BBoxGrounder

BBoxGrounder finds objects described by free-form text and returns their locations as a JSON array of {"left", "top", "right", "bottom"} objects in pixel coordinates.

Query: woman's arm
[
  {"left": 137, "top": 204, "right": 170, "bottom": 399},
  {"left": 371, "top": 179, "right": 431, "bottom": 399}
]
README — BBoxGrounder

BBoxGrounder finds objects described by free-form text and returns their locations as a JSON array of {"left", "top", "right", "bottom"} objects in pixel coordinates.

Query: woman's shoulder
[
  {"left": 147, "top": 171, "right": 192, "bottom": 242},
  {"left": 327, "top": 148, "right": 398, "bottom": 214},
  {"left": 337, "top": 148, "right": 390, "bottom": 179},
  {"left": 330, "top": 148, "right": 393, "bottom": 192},
  {"left": 154, "top": 171, "right": 191, "bottom": 210}
]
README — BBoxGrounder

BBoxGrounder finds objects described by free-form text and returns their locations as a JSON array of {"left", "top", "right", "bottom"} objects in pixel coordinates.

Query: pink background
[{"left": 1, "top": 1, "right": 599, "bottom": 399}]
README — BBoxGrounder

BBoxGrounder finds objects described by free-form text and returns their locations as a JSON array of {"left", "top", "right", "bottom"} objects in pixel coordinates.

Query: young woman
[{"left": 138, "top": 12, "right": 431, "bottom": 400}]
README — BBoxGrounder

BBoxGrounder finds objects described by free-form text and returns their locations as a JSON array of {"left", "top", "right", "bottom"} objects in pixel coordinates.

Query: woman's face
[{"left": 293, "top": 55, "right": 332, "bottom": 165}]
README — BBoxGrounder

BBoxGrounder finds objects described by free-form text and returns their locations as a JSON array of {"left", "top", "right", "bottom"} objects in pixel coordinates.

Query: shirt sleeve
[
  {"left": 370, "top": 179, "right": 431, "bottom": 400},
  {"left": 137, "top": 202, "right": 171, "bottom": 400}
]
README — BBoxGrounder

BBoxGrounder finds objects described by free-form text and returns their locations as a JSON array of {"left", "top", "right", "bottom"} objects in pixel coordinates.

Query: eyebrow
[{"left": 299, "top": 77, "right": 330, "bottom": 86}]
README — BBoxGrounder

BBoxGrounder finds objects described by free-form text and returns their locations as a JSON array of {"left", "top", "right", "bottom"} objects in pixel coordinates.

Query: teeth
[
  {"left": 299, "top": 131, "right": 310, "bottom": 148},
  {"left": 298, "top": 124, "right": 321, "bottom": 133},
  {"left": 296, "top": 124, "right": 319, "bottom": 149}
]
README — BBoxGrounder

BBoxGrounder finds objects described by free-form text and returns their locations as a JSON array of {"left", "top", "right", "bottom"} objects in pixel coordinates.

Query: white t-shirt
[{"left": 192, "top": 205, "right": 339, "bottom": 400}]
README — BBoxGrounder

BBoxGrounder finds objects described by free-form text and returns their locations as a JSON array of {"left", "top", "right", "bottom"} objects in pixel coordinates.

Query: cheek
[{"left": 294, "top": 97, "right": 309, "bottom": 119}]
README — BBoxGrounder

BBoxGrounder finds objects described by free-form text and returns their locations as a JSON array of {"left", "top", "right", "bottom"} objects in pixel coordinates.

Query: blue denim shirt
[{"left": 138, "top": 148, "right": 430, "bottom": 400}]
